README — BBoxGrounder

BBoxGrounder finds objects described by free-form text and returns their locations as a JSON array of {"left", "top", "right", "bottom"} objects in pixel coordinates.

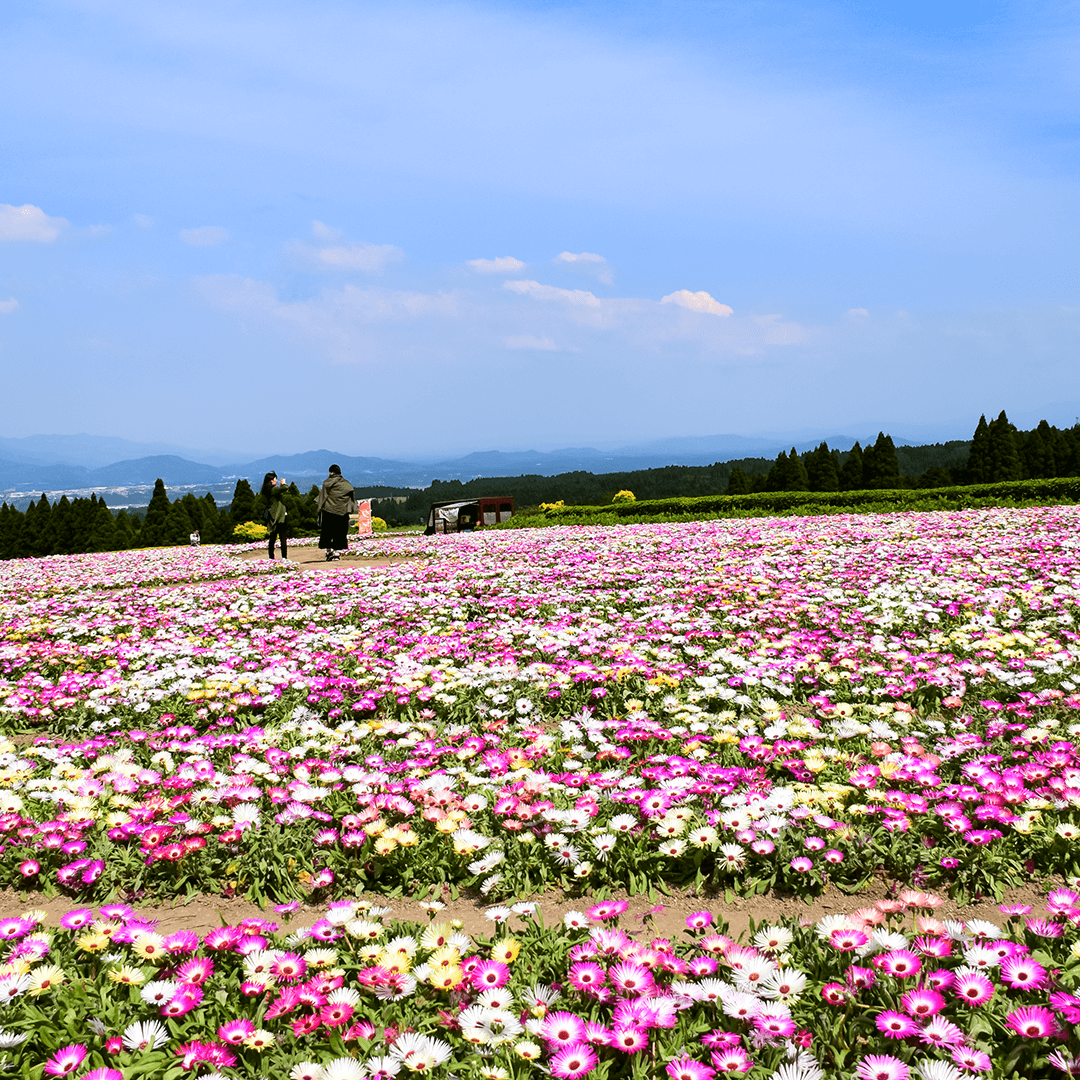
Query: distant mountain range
[{"left": 0, "top": 432, "right": 887, "bottom": 496}]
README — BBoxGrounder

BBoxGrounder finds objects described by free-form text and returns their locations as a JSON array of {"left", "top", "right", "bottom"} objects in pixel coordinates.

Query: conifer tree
[
  {"left": 805, "top": 442, "right": 839, "bottom": 491},
  {"left": 725, "top": 466, "right": 753, "bottom": 495},
  {"left": 966, "top": 415, "right": 991, "bottom": 482},
  {"left": 986, "top": 411, "right": 1023, "bottom": 482},
  {"left": 141, "top": 479, "right": 171, "bottom": 547},
  {"left": 113, "top": 510, "right": 134, "bottom": 551},
  {"left": 200, "top": 494, "right": 222, "bottom": 542},
  {"left": 25, "top": 496, "right": 53, "bottom": 557},
  {"left": 52, "top": 496, "right": 77, "bottom": 555},
  {"left": 863, "top": 432, "right": 901, "bottom": 489},
  {"left": 765, "top": 451, "right": 789, "bottom": 492},
  {"left": 229, "top": 478, "right": 256, "bottom": 529},
  {"left": 88, "top": 500, "right": 117, "bottom": 552},
  {"left": 839, "top": 443, "right": 864, "bottom": 491},
  {"left": 164, "top": 499, "right": 194, "bottom": 546}
]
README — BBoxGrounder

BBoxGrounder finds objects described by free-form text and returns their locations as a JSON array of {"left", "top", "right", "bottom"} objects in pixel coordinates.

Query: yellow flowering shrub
[
  {"left": 232, "top": 522, "right": 268, "bottom": 541},
  {"left": 612, "top": 490, "right": 636, "bottom": 503}
]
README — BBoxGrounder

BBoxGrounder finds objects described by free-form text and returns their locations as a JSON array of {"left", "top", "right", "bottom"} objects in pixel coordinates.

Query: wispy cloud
[
  {"left": 505, "top": 333, "right": 559, "bottom": 350},
  {"left": 0, "top": 298, "right": 19, "bottom": 315},
  {"left": 661, "top": 290, "right": 733, "bottom": 317},
  {"left": 504, "top": 279, "right": 600, "bottom": 307},
  {"left": 468, "top": 256, "right": 525, "bottom": 274},
  {"left": 133, "top": 214, "right": 153, "bottom": 228},
  {"left": 180, "top": 226, "right": 228, "bottom": 246},
  {"left": 0, "top": 204, "right": 67, "bottom": 243},
  {"left": 556, "top": 250, "right": 613, "bottom": 285},
  {"left": 291, "top": 224, "right": 404, "bottom": 272}
]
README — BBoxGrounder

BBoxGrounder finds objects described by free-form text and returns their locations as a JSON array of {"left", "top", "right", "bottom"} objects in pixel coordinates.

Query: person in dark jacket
[
  {"left": 260, "top": 471, "right": 289, "bottom": 560},
  {"left": 317, "top": 464, "right": 355, "bottom": 561}
]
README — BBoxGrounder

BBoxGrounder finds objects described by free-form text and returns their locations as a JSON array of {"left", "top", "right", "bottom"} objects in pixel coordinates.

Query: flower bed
[
  {"left": 3, "top": 887, "right": 1080, "bottom": 1078},
  {"left": 3, "top": 506, "right": 1080, "bottom": 1074}
]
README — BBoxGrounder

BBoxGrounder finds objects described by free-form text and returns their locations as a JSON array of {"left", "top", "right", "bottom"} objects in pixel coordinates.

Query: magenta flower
[
  {"left": 953, "top": 971, "right": 994, "bottom": 1006},
  {"left": 709, "top": 1047, "right": 752, "bottom": 1074},
  {"left": 609, "top": 962, "right": 654, "bottom": 996},
  {"left": 875, "top": 950, "right": 922, "bottom": 978},
  {"left": 43, "top": 1045, "right": 88, "bottom": 1077},
  {"left": 610, "top": 1026, "right": 649, "bottom": 1053},
  {"left": 830, "top": 928, "right": 869, "bottom": 951},
  {"left": 471, "top": 960, "right": 510, "bottom": 990},
  {"left": 1005, "top": 1005, "right": 1060, "bottom": 1038},
  {"left": 876, "top": 1011, "right": 920, "bottom": 1039},
  {"left": 855, "top": 1055, "right": 910, "bottom": 1080},
  {"left": 543, "top": 1012, "right": 589, "bottom": 1047},
  {"left": 685, "top": 911, "right": 713, "bottom": 931},
  {"left": 666, "top": 1055, "right": 716, "bottom": 1080},
  {"left": 790, "top": 857, "right": 813, "bottom": 872},
  {"left": 59, "top": 909, "right": 94, "bottom": 930},
  {"left": 549, "top": 1042, "right": 597, "bottom": 1079},
  {"left": 900, "top": 988, "right": 945, "bottom": 1019},
  {"left": 951, "top": 1046, "right": 992, "bottom": 1072},
  {"left": 1000, "top": 956, "right": 1048, "bottom": 991},
  {"left": 567, "top": 962, "right": 607, "bottom": 992},
  {"left": 217, "top": 1019, "right": 255, "bottom": 1045}
]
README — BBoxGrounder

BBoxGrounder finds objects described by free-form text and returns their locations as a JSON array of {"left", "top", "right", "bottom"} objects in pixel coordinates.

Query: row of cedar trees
[
  {"left": 372, "top": 411, "right": 1080, "bottom": 524},
  {"left": 0, "top": 477, "right": 322, "bottom": 561},
  {"left": 0, "top": 410, "right": 1075, "bottom": 557},
  {"left": 735, "top": 411, "right": 1080, "bottom": 495}
]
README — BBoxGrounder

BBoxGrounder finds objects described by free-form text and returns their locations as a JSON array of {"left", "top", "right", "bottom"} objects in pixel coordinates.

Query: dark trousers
[{"left": 267, "top": 524, "right": 288, "bottom": 559}]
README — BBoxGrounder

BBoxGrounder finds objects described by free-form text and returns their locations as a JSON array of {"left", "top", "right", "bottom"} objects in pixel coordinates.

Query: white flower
[
  {"left": 0, "top": 1030, "right": 28, "bottom": 1048},
  {"left": 123, "top": 1019, "right": 169, "bottom": 1051},
  {"left": 322, "top": 1059, "right": 366, "bottom": 1080},
  {"left": 388, "top": 1032, "right": 454, "bottom": 1071},
  {"left": 291, "top": 1064, "right": 326, "bottom": 1080}
]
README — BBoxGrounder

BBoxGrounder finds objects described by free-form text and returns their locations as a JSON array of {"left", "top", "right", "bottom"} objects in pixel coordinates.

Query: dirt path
[
  {"left": 0, "top": 879, "right": 1055, "bottom": 942},
  {"left": 238, "top": 547, "right": 421, "bottom": 571}
]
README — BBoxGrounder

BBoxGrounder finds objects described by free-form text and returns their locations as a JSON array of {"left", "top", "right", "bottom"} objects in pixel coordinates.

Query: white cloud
[
  {"left": 660, "top": 289, "right": 733, "bottom": 317},
  {"left": 133, "top": 214, "right": 153, "bottom": 228},
  {"left": 504, "top": 279, "right": 600, "bottom": 307},
  {"left": 468, "top": 255, "right": 525, "bottom": 274},
  {"left": 0, "top": 298, "right": 19, "bottom": 315},
  {"left": 0, "top": 203, "right": 67, "bottom": 243},
  {"left": 297, "top": 241, "right": 404, "bottom": 271},
  {"left": 505, "top": 333, "right": 558, "bottom": 350},
  {"left": 312, "top": 220, "right": 342, "bottom": 241},
  {"left": 846, "top": 307, "right": 870, "bottom": 318},
  {"left": 556, "top": 251, "right": 613, "bottom": 285},
  {"left": 180, "top": 226, "right": 228, "bottom": 246}
]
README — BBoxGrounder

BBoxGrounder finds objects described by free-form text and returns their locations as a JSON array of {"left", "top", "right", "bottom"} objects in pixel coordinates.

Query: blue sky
[{"left": 2, "top": 0, "right": 1079, "bottom": 458}]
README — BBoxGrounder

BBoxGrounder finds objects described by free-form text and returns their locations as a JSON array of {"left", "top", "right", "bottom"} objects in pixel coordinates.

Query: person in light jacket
[
  {"left": 261, "top": 471, "right": 289, "bottom": 560},
  {"left": 317, "top": 464, "right": 355, "bottom": 561}
]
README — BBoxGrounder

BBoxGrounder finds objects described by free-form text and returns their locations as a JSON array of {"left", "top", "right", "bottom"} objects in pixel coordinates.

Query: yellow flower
[
  {"left": 378, "top": 949, "right": 413, "bottom": 975},
  {"left": 427, "top": 965, "right": 465, "bottom": 990},
  {"left": 434, "top": 817, "right": 458, "bottom": 834},
  {"left": 129, "top": 932, "right": 166, "bottom": 960},
  {"left": 374, "top": 837, "right": 398, "bottom": 855},
  {"left": 108, "top": 965, "right": 146, "bottom": 986},
  {"left": 429, "top": 946, "right": 461, "bottom": 970},
  {"left": 420, "top": 923, "right": 455, "bottom": 949},
  {"left": 491, "top": 937, "right": 521, "bottom": 964},
  {"left": 76, "top": 931, "right": 110, "bottom": 953},
  {"left": 27, "top": 964, "right": 65, "bottom": 994}
]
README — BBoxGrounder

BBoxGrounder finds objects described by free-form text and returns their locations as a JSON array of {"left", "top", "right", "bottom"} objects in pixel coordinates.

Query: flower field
[{"left": 3, "top": 507, "right": 1080, "bottom": 1077}]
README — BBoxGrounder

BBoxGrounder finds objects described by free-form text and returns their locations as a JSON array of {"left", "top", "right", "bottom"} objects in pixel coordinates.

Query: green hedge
[{"left": 506, "top": 477, "right": 1080, "bottom": 527}]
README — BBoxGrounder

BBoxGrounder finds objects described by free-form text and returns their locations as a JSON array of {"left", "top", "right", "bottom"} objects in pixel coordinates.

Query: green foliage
[
  {"left": 838, "top": 441, "right": 864, "bottom": 491},
  {"left": 228, "top": 477, "right": 256, "bottom": 525},
  {"left": 371, "top": 516, "right": 388, "bottom": 531},
  {"left": 724, "top": 466, "right": 753, "bottom": 495},
  {"left": 805, "top": 442, "right": 839, "bottom": 492},
  {"left": 862, "top": 431, "right": 901, "bottom": 489},
  {"left": 140, "top": 479, "right": 171, "bottom": 547},
  {"left": 516, "top": 476, "right": 1080, "bottom": 527}
]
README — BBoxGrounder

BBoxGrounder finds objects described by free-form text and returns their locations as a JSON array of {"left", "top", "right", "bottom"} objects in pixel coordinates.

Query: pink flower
[
  {"left": 875, "top": 1011, "right": 920, "bottom": 1039},
  {"left": 1000, "top": 956, "right": 1048, "bottom": 991},
  {"left": 1005, "top": 1006, "right": 1060, "bottom": 1038},
  {"left": 900, "top": 988, "right": 945, "bottom": 1018},
  {"left": 875, "top": 950, "right": 921, "bottom": 978},
  {"left": 954, "top": 970, "right": 994, "bottom": 1006},
  {"left": 855, "top": 1055, "right": 909, "bottom": 1080},
  {"left": 686, "top": 911, "right": 713, "bottom": 931},
  {"left": 790, "top": 857, "right": 813, "bottom": 872},
  {"left": 549, "top": 1042, "right": 597, "bottom": 1079},
  {"left": 666, "top": 1055, "right": 716, "bottom": 1080},
  {"left": 44, "top": 1045, "right": 88, "bottom": 1077}
]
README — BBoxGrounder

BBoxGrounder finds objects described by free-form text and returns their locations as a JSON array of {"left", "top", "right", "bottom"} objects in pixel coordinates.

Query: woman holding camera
[{"left": 260, "top": 471, "right": 289, "bottom": 560}]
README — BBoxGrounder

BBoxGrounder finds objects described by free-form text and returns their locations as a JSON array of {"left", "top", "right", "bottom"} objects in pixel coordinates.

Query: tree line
[
  {"left": 0, "top": 477, "right": 324, "bottom": 561},
  {"left": 369, "top": 413, "right": 1080, "bottom": 525},
  {"left": 2, "top": 411, "right": 1077, "bottom": 556}
]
